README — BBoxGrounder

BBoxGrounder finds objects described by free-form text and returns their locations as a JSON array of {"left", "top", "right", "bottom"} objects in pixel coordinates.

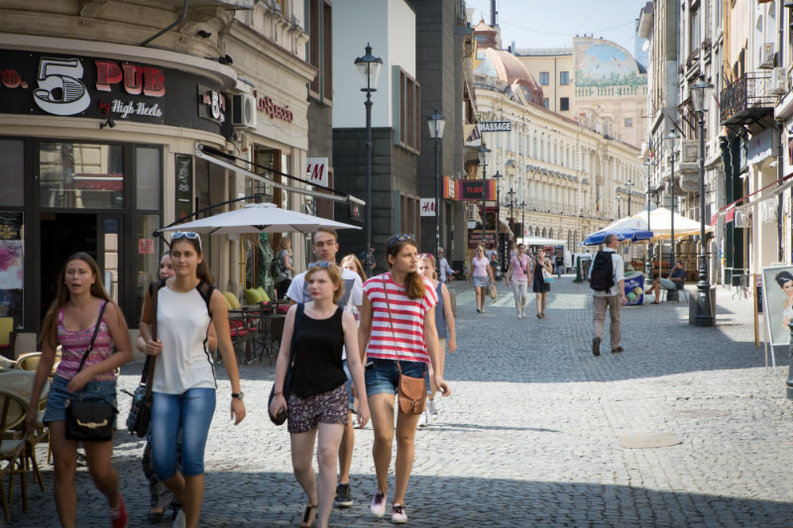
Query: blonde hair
[
  {"left": 305, "top": 264, "right": 344, "bottom": 304},
  {"left": 340, "top": 254, "right": 367, "bottom": 282},
  {"left": 279, "top": 237, "right": 291, "bottom": 250},
  {"left": 420, "top": 254, "right": 437, "bottom": 280}
]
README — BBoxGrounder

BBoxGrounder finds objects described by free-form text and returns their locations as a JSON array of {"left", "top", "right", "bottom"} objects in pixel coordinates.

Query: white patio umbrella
[
  {"left": 159, "top": 202, "right": 361, "bottom": 235},
  {"left": 595, "top": 207, "right": 709, "bottom": 239}
]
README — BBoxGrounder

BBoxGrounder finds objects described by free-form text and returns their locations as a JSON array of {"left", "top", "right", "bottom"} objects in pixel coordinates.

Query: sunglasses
[
  {"left": 387, "top": 233, "right": 415, "bottom": 249},
  {"left": 308, "top": 261, "right": 333, "bottom": 269},
  {"left": 418, "top": 253, "right": 434, "bottom": 259},
  {"left": 171, "top": 231, "right": 202, "bottom": 251}
]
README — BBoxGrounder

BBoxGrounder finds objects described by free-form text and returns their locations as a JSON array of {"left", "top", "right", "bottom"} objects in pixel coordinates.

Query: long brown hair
[
  {"left": 171, "top": 236, "right": 214, "bottom": 285},
  {"left": 340, "top": 254, "right": 367, "bottom": 282},
  {"left": 41, "top": 252, "right": 113, "bottom": 348},
  {"left": 385, "top": 236, "right": 425, "bottom": 300}
]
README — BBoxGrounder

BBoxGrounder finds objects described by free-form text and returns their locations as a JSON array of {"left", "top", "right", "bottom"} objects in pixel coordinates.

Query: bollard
[
  {"left": 573, "top": 256, "right": 583, "bottom": 283},
  {"left": 787, "top": 320, "right": 793, "bottom": 400}
]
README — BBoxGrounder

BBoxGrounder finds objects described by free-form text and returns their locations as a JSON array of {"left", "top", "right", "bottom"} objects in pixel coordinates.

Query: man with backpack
[{"left": 589, "top": 234, "right": 628, "bottom": 356}]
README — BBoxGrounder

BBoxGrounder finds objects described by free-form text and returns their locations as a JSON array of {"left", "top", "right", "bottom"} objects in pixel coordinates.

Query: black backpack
[
  {"left": 269, "top": 254, "right": 286, "bottom": 282},
  {"left": 589, "top": 251, "right": 614, "bottom": 292}
]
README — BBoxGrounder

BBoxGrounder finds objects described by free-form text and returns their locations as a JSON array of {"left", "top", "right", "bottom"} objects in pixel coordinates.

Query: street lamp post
[
  {"left": 643, "top": 159, "right": 652, "bottom": 279},
  {"left": 666, "top": 131, "right": 679, "bottom": 269},
  {"left": 626, "top": 180, "right": 634, "bottom": 216},
  {"left": 691, "top": 76, "right": 715, "bottom": 327},
  {"left": 520, "top": 200, "right": 526, "bottom": 240},
  {"left": 616, "top": 194, "right": 622, "bottom": 218},
  {"left": 507, "top": 187, "right": 516, "bottom": 236},
  {"left": 427, "top": 108, "right": 445, "bottom": 257},
  {"left": 493, "top": 171, "right": 502, "bottom": 262},
  {"left": 478, "top": 145, "right": 490, "bottom": 248},
  {"left": 354, "top": 44, "right": 382, "bottom": 253}
]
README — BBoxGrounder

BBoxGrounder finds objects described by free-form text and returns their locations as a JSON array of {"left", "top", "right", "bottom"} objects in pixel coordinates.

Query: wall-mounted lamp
[{"left": 100, "top": 118, "right": 116, "bottom": 129}]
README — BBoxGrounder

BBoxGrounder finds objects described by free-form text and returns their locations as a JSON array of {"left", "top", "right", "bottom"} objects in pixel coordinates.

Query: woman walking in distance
[
  {"left": 532, "top": 248, "right": 554, "bottom": 319},
  {"left": 25, "top": 252, "right": 133, "bottom": 528},
  {"left": 505, "top": 243, "right": 532, "bottom": 318},
  {"left": 139, "top": 232, "right": 246, "bottom": 528},
  {"left": 269, "top": 263, "right": 370, "bottom": 528},
  {"left": 417, "top": 253, "right": 456, "bottom": 426},
  {"left": 468, "top": 245, "right": 493, "bottom": 313},
  {"left": 358, "top": 235, "right": 452, "bottom": 524}
]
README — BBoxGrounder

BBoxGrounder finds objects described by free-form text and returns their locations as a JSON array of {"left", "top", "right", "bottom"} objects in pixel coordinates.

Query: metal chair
[
  {"left": 15, "top": 352, "right": 41, "bottom": 372},
  {"left": 0, "top": 387, "right": 30, "bottom": 523}
]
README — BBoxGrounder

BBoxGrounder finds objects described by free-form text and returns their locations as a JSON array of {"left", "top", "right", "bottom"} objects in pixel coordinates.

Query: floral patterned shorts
[{"left": 287, "top": 384, "right": 348, "bottom": 434}]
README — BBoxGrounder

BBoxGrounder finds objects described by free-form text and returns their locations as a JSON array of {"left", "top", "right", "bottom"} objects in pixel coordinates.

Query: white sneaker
[
  {"left": 419, "top": 409, "right": 429, "bottom": 427},
  {"left": 172, "top": 510, "right": 185, "bottom": 528},
  {"left": 427, "top": 399, "right": 438, "bottom": 420},
  {"left": 391, "top": 504, "right": 408, "bottom": 524}
]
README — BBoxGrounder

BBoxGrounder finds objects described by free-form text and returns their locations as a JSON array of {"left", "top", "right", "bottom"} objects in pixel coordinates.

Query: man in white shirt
[
  {"left": 437, "top": 247, "right": 456, "bottom": 283},
  {"left": 286, "top": 227, "right": 363, "bottom": 508},
  {"left": 589, "top": 234, "right": 628, "bottom": 356}
]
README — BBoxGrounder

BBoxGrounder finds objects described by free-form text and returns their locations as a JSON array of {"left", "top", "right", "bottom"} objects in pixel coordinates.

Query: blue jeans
[
  {"left": 365, "top": 358, "right": 427, "bottom": 397},
  {"left": 150, "top": 388, "right": 216, "bottom": 479}
]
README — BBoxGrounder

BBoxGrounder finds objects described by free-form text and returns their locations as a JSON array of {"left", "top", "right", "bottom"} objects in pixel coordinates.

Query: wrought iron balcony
[{"left": 720, "top": 72, "right": 775, "bottom": 126}]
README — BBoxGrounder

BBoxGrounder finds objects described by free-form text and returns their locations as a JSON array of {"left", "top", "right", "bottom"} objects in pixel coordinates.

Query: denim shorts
[
  {"left": 365, "top": 358, "right": 427, "bottom": 397},
  {"left": 44, "top": 375, "right": 117, "bottom": 425}
]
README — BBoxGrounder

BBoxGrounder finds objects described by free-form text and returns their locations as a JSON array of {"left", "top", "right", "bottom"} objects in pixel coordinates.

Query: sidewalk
[{"left": 6, "top": 276, "right": 793, "bottom": 527}]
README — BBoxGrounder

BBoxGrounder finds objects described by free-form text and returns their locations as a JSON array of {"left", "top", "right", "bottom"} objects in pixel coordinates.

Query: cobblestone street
[{"left": 6, "top": 277, "right": 793, "bottom": 527}]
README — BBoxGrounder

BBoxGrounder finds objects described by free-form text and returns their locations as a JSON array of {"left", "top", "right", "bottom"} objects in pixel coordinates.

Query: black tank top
[{"left": 290, "top": 307, "right": 347, "bottom": 398}]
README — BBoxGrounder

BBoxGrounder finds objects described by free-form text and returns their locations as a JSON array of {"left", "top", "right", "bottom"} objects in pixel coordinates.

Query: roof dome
[{"left": 475, "top": 46, "right": 544, "bottom": 106}]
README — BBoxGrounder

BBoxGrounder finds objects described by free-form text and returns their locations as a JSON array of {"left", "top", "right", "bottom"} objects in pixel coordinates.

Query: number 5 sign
[{"left": 306, "top": 158, "right": 328, "bottom": 187}]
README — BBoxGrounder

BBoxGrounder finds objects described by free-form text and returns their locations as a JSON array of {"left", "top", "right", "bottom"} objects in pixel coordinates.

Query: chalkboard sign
[
  {"left": 756, "top": 275, "right": 763, "bottom": 314},
  {"left": 175, "top": 154, "right": 193, "bottom": 220}
]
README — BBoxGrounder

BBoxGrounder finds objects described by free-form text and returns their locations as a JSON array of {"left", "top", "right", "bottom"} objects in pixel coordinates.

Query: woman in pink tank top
[{"left": 25, "top": 252, "right": 133, "bottom": 528}]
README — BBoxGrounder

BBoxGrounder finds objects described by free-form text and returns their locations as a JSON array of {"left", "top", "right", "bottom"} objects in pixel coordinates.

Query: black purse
[
  {"left": 64, "top": 301, "right": 117, "bottom": 442},
  {"left": 126, "top": 281, "right": 160, "bottom": 437},
  {"left": 268, "top": 303, "right": 304, "bottom": 425}
]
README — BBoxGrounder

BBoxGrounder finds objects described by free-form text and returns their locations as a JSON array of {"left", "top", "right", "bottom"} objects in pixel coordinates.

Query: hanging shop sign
[
  {"left": 306, "top": 158, "right": 329, "bottom": 187},
  {"left": 420, "top": 198, "right": 436, "bottom": 217},
  {"left": 479, "top": 121, "right": 512, "bottom": 132},
  {"left": 0, "top": 50, "right": 231, "bottom": 138},
  {"left": 455, "top": 179, "right": 496, "bottom": 201}
]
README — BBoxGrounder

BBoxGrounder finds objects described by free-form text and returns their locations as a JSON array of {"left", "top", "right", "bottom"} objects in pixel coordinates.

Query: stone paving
[{"left": 5, "top": 277, "right": 793, "bottom": 527}]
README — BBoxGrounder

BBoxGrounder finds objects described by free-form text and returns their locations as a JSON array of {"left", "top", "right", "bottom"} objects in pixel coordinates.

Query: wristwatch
[{"left": 231, "top": 392, "right": 244, "bottom": 401}]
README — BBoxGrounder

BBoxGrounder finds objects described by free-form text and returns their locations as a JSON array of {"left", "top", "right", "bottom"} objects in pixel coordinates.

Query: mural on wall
[{"left": 574, "top": 39, "right": 646, "bottom": 88}]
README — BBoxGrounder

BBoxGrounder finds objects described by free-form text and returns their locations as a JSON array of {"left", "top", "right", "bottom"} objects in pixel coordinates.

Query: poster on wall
[
  {"left": 761, "top": 264, "right": 793, "bottom": 346},
  {"left": 175, "top": 154, "right": 193, "bottom": 221},
  {"left": 0, "top": 212, "right": 23, "bottom": 323}
]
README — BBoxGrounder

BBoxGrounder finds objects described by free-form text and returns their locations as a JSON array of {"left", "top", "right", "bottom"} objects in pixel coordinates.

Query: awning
[
  {"left": 195, "top": 143, "right": 364, "bottom": 208},
  {"left": 712, "top": 174, "right": 793, "bottom": 223}
]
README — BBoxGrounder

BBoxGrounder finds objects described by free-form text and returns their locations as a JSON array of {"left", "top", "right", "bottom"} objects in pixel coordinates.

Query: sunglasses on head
[
  {"left": 171, "top": 231, "right": 202, "bottom": 251},
  {"left": 387, "top": 233, "right": 415, "bottom": 249},
  {"left": 418, "top": 253, "right": 433, "bottom": 259},
  {"left": 308, "top": 261, "right": 333, "bottom": 269}
]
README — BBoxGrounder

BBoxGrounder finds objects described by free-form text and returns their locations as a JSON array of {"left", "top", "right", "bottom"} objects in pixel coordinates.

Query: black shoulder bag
[
  {"left": 126, "top": 280, "right": 162, "bottom": 437},
  {"left": 268, "top": 303, "right": 304, "bottom": 425},
  {"left": 64, "top": 300, "right": 117, "bottom": 442}
]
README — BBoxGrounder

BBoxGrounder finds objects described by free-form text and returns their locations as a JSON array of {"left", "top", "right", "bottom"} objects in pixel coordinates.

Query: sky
[{"left": 464, "top": 0, "right": 648, "bottom": 64}]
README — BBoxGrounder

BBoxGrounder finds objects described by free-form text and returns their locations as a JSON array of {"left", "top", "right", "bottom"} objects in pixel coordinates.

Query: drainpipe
[
  {"left": 141, "top": 0, "right": 190, "bottom": 47},
  {"left": 778, "top": 0, "right": 785, "bottom": 263}
]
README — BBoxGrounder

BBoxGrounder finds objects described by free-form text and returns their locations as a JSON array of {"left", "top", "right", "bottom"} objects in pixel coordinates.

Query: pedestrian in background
[
  {"left": 360, "top": 245, "right": 376, "bottom": 275},
  {"left": 532, "top": 248, "right": 553, "bottom": 319},
  {"left": 505, "top": 243, "right": 532, "bottom": 318},
  {"left": 26, "top": 252, "right": 133, "bottom": 528},
  {"left": 288, "top": 229, "right": 364, "bottom": 510},
  {"left": 418, "top": 253, "right": 456, "bottom": 426},
  {"left": 555, "top": 251, "right": 564, "bottom": 279},
  {"left": 269, "top": 263, "right": 369, "bottom": 528},
  {"left": 589, "top": 233, "right": 627, "bottom": 356},
  {"left": 140, "top": 232, "right": 246, "bottom": 528},
  {"left": 358, "top": 234, "right": 451, "bottom": 524},
  {"left": 437, "top": 247, "right": 456, "bottom": 283},
  {"left": 469, "top": 245, "right": 493, "bottom": 313},
  {"left": 276, "top": 236, "right": 296, "bottom": 296}
]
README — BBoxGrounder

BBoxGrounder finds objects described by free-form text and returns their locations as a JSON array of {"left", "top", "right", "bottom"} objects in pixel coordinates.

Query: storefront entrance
[{"left": 39, "top": 213, "right": 122, "bottom": 323}]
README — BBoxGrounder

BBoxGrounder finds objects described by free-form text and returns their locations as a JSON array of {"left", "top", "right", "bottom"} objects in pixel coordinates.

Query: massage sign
[{"left": 0, "top": 50, "right": 231, "bottom": 137}]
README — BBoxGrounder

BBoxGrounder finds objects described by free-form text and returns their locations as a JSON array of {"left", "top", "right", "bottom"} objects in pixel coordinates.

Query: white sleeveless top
[{"left": 153, "top": 285, "right": 215, "bottom": 394}]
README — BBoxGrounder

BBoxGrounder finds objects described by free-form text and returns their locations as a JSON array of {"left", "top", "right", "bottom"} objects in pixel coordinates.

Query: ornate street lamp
[
  {"left": 643, "top": 159, "right": 652, "bottom": 279},
  {"left": 478, "top": 145, "right": 490, "bottom": 247},
  {"left": 354, "top": 43, "right": 382, "bottom": 253},
  {"left": 616, "top": 194, "right": 622, "bottom": 218},
  {"left": 427, "top": 108, "right": 445, "bottom": 258},
  {"left": 665, "top": 130, "right": 679, "bottom": 269},
  {"left": 520, "top": 200, "right": 526, "bottom": 241},
  {"left": 493, "top": 170, "right": 502, "bottom": 267},
  {"left": 691, "top": 76, "right": 715, "bottom": 327}
]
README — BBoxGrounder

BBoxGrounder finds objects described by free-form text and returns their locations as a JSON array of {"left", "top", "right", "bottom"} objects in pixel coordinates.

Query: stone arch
[
  {"left": 549, "top": 228, "right": 554, "bottom": 238},
  {"left": 541, "top": 227, "right": 547, "bottom": 237}
]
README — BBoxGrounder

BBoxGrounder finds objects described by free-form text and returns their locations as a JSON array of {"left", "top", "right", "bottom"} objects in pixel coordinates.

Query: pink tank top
[{"left": 54, "top": 301, "right": 116, "bottom": 382}]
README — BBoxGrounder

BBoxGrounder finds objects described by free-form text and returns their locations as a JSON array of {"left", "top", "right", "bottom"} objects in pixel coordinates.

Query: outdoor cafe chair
[{"left": 0, "top": 387, "right": 31, "bottom": 523}]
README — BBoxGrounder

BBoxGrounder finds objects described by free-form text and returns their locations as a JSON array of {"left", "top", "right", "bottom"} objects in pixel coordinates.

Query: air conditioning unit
[
  {"left": 734, "top": 211, "right": 750, "bottom": 228},
  {"left": 761, "top": 200, "right": 778, "bottom": 223},
  {"left": 760, "top": 43, "right": 775, "bottom": 69},
  {"left": 772, "top": 67, "right": 787, "bottom": 94},
  {"left": 680, "top": 140, "right": 698, "bottom": 163},
  {"left": 232, "top": 93, "right": 257, "bottom": 129}
]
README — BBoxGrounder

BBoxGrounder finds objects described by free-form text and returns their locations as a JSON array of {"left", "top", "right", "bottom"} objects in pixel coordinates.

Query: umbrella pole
[{"left": 240, "top": 238, "right": 245, "bottom": 291}]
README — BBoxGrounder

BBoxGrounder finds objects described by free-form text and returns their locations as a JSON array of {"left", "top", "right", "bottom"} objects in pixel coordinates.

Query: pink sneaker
[
  {"left": 111, "top": 495, "right": 128, "bottom": 528},
  {"left": 370, "top": 490, "right": 386, "bottom": 518}
]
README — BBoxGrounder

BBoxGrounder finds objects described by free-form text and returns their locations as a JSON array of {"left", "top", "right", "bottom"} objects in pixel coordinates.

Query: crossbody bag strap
[
  {"left": 75, "top": 300, "right": 109, "bottom": 374},
  {"left": 287, "top": 303, "right": 305, "bottom": 369}
]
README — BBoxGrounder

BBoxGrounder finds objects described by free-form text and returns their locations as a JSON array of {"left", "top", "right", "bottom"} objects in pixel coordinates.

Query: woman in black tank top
[{"left": 270, "top": 264, "right": 370, "bottom": 528}]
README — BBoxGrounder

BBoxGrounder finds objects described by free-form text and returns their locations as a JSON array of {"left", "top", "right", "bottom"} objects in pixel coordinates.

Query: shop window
[
  {"left": 136, "top": 147, "right": 161, "bottom": 211},
  {"left": 40, "top": 143, "right": 124, "bottom": 209},
  {"left": 135, "top": 214, "right": 161, "bottom": 319},
  {"left": 0, "top": 141, "right": 23, "bottom": 207},
  {"left": 0, "top": 212, "right": 23, "bottom": 330}
]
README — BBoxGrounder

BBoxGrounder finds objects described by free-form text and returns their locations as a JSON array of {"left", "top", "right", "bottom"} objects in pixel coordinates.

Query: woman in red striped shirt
[{"left": 358, "top": 234, "right": 452, "bottom": 524}]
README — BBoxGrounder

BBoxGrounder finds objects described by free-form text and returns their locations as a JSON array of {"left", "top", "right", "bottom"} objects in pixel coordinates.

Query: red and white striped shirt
[{"left": 363, "top": 273, "right": 438, "bottom": 363}]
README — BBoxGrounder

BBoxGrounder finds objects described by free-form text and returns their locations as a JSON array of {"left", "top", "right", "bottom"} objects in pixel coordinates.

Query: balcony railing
[{"left": 720, "top": 72, "right": 775, "bottom": 125}]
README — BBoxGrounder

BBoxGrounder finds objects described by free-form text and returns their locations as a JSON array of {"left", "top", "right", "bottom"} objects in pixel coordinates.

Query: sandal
[{"left": 300, "top": 504, "right": 317, "bottom": 528}]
